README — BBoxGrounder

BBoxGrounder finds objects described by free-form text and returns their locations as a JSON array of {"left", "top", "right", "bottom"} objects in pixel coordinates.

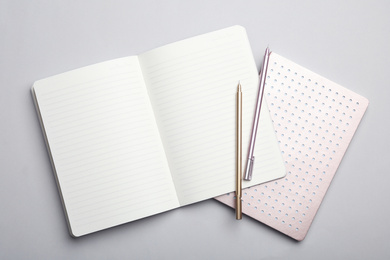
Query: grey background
[{"left": 1, "top": 1, "right": 389, "bottom": 259}]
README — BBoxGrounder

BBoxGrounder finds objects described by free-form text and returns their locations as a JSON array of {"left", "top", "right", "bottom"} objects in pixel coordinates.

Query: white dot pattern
[{"left": 215, "top": 53, "right": 368, "bottom": 241}]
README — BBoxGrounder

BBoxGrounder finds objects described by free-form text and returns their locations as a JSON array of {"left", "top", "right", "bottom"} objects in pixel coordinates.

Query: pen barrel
[
  {"left": 236, "top": 88, "right": 242, "bottom": 220},
  {"left": 244, "top": 48, "right": 270, "bottom": 181},
  {"left": 236, "top": 196, "right": 242, "bottom": 220}
]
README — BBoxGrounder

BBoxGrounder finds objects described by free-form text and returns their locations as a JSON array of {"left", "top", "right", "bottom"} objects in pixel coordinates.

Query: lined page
[
  {"left": 33, "top": 57, "right": 179, "bottom": 237},
  {"left": 139, "top": 26, "right": 286, "bottom": 205}
]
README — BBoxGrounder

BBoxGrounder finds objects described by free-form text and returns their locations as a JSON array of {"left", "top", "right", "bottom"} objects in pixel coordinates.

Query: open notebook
[
  {"left": 32, "top": 26, "right": 286, "bottom": 237},
  {"left": 215, "top": 52, "right": 368, "bottom": 240}
]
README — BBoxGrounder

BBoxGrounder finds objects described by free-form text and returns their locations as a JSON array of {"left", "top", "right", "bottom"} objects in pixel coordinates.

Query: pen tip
[{"left": 237, "top": 81, "right": 241, "bottom": 91}]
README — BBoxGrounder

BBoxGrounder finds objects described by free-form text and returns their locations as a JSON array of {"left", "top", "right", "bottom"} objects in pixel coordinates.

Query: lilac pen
[{"left": 244, "top": 47, "right": 271, "bottom": 181}]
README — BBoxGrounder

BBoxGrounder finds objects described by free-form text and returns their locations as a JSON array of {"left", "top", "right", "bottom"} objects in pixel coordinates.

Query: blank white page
[
  {"left": 33, "top": 57, "right": 179, "bottom": 237},
  {"left": 139, "top": 26, "right": 286, "bottom": 205}
]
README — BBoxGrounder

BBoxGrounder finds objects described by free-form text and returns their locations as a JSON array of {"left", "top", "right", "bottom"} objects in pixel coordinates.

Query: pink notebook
[{"left": 215, "top": 52, "right": 368, "bottom": 241}]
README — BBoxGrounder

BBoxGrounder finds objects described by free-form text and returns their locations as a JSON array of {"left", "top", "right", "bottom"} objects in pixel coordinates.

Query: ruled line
[
  {"left": 72, "top": 195, "right": 176, "bottom": 225},
  {"left": 144, "top": 33, "right": 238, "bottom": 70}
]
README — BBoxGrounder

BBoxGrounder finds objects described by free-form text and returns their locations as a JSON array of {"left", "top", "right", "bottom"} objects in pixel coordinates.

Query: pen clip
[{"left": 244, "top": 156, "right": 255, "bottom": 181}]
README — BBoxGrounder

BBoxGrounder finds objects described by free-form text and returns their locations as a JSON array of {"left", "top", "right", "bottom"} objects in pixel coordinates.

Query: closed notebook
[
  {"left": 215, "top": 52, "right": 368, "bottom": 241},
  {"left": 32, "top": 26, "right": 286, "bottom": 237}
]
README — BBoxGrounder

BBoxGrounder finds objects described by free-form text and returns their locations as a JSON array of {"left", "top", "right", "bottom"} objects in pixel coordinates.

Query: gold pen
[{"left": 236, "top": 82, "right": 242, "bottom": 220}]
